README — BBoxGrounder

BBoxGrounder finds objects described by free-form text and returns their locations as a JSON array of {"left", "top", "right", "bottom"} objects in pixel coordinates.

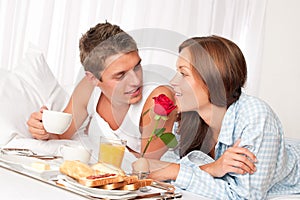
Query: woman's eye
[
  {"left": 180, "top": 72, "right": 187, "bottom": 77},
  {"left": 134, "top": 64, "right": 142, "bottom": 71}
]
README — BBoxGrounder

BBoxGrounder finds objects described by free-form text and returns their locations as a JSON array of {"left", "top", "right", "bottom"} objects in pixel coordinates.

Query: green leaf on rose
[
  {"left": 154, "top": 128, "right": 166, "bottom": 137},
  {"left": 159, "top": 132, "right": 178, "bottom": 148}
]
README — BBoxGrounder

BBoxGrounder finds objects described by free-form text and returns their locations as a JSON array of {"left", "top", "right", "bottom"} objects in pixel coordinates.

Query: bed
[{"left": 0, "top": 46, "right": 85, "bottom": 154}]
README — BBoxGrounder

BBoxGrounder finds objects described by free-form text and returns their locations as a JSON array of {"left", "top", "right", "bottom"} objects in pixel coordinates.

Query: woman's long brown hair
[{"left": 177, "top": 35, "right": 247, "bottom": 158}]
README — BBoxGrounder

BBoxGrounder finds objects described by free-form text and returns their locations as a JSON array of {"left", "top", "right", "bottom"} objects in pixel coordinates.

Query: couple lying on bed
[{"left": 27, "top": 22, "right": 300, "bottom": 199}]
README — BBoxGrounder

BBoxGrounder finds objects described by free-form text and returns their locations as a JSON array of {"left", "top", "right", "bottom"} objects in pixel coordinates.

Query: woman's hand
[
  {"left": 27, "top": 106, "right": 51, "bottom": 140},
  {"left": 200, "top": 139, "right": 257, "bottom": 177},
  {"left": 133, "top": 158, "right": 180, "bottom": 181},
  {"left": 148, "top": 159, "right": 180, "bottom": 181}
]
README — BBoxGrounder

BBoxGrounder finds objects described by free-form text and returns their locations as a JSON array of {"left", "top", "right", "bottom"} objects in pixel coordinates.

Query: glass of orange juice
[{"left": 98, "top": 136, "right": 126, "bottom": 168}]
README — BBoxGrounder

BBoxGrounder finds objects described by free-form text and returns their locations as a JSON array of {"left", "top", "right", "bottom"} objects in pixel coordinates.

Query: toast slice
[
  {"left": 78, "top": 174, "right": 124, "bottom": 187},
  {"left": 123, "top": 175, "right": 139, "bottom": 184},
  {"left": 59, "top": 160, "right": 151, "bottom": 189},
  {"left": 99, "top": 181, "right": 127, "bottom": 190},
  {"left": 95, "top": 175, "right": 139, "bottom": 190},
  {"left": 60, "top": 160, "right": 95, "bottom": 180},
  {"left": 91, "top": 161, "right": 126, "bottom": 176},
  {"left": 119, "top": 179, "right": 153, "bottom": 191}
]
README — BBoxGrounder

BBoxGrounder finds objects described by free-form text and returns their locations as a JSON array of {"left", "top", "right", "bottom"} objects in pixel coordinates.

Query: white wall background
[
  {"left": 0, "top": 0, "right": 267, "bottom": 95},
  {"left": 260, "top": 0, "right": 300, "bottom": 139}
]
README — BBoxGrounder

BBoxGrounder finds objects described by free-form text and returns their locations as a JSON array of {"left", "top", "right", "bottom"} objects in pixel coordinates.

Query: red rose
[
  {"left": 141, "top": 94, "right": 178, "bottom": 157},
  {"left": 153, "top": 94, "right": 177, "bottom": 116}
]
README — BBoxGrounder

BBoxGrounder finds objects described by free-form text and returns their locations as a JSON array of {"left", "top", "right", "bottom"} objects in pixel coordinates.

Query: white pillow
[{"left": 0, "top": 47, "right": 69, "bottom": 145}]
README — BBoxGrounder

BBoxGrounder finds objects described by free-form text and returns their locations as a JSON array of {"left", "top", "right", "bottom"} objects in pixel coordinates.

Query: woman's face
[
  {"left": 170, "top": 48, "right": 210, "bottom": 112},
  {"left": 97, "top": 51, "right": 143, "bottom": 106}
]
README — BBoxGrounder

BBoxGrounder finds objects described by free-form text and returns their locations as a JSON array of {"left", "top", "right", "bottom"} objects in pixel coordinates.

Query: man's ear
[{"left": 85, "top": 71, "right": 100, "bottom": 86}]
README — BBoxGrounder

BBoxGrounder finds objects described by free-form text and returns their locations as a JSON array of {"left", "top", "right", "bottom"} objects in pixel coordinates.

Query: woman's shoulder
[
  {"left": 235, "top": 93, "right": 274, "bottom": 117},
  {"left": 223, "top": 93, "right": 282, "bottom": 132},
  {"left": 225, "top": 93, "right": 284, "bottom": 143}
]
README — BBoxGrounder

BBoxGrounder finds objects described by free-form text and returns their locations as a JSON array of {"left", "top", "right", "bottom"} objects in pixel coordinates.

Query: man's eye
[{"left": 115, "top": 73, "right": 125, "bottom": 80}]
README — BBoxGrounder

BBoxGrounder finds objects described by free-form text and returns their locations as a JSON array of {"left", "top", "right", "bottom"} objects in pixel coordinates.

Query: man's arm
[
  {"left": 58, "top": 76, "right": 95, "bottom": 139},
  {"left": 28, "top": 76, "right": 94, "bottom": 140}
]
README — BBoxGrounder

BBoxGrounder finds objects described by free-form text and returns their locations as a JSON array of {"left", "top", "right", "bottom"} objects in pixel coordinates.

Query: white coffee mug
[
  {"left": 42, "top": 110, "right": 72, "bottom": 134},
  {"left": 59, "top": 144, "right": 92, "bottom": 164}
]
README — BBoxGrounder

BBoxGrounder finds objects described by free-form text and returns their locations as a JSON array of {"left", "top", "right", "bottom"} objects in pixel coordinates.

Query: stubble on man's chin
[
  {"left": 128, "top": 86, "right": 143, "bottom": 105},
  {"left": 128, "top": 95, "right": 142, "bottom": 105}
]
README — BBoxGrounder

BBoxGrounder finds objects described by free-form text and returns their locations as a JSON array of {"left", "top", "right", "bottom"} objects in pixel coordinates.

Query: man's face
[{"left": 97, "top": 51, "right": 143, "bottom": 106}]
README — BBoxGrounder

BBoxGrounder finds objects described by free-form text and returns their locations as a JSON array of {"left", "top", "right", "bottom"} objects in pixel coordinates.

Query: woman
[
  {"left": 27, "top": 22, "right": 176, "bottom": 160},
  {"left": 135, "top": 36, "right": 300, "bottom": 199}
]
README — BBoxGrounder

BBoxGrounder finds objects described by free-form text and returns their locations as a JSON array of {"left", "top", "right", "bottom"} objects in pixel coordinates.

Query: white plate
[
  {"left": 0, "top": 154, "right": 59, "bottom": 173},
  {"left": 58, "top": 178, "right": 138, "bottom": 199},
  {"left": 62, "top": 175, "right": 133, "bottom": 196}
]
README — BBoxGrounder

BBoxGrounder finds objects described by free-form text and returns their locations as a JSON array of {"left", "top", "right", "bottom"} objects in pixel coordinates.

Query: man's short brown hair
[{"left": 79, "top": 22, "right": 137, "bottom": 80}]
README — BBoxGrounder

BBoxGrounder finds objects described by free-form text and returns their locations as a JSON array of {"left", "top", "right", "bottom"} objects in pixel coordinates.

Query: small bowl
[{"left": 42, "top": 110, "right": 72, "bottom": 134}]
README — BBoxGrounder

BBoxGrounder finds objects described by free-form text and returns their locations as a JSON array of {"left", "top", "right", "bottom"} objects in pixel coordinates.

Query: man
[{"left": 27, "top": 22, "right": 176, "bottom": 160}]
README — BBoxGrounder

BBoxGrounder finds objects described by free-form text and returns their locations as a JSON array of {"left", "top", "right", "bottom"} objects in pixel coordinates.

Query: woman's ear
[{"left": 85, "top": 71, "right": 100, "bottom": 86}]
